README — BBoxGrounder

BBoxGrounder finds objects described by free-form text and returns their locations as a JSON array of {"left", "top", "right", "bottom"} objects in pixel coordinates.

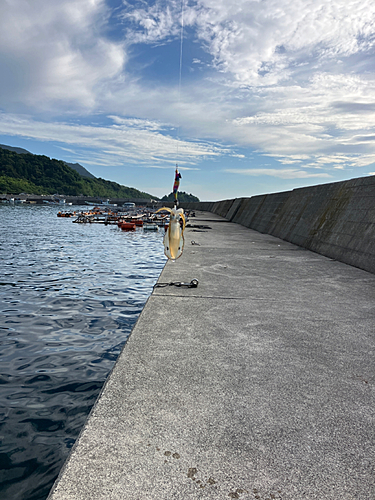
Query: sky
[{"left": 1, "top": 0, "right": 375, "bottom": 201}]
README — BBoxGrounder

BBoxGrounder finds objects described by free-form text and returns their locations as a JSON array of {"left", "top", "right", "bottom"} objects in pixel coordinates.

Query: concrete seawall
[
  {"left": 48, "top": 211, "right": 375, "bottom": 499},
  {"left": 180, "top": 176, "right": 375, "bottom": 274}
]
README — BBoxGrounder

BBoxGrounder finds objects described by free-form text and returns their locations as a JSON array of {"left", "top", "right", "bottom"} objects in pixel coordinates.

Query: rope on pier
[{"left": 153, "top": 279, "right": 199, "bottom": 289}]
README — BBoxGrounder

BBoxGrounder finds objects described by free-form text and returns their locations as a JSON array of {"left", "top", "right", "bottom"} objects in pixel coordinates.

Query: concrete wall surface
[{"left": 181, "top": 176, "right": 375, "bottom": 274}]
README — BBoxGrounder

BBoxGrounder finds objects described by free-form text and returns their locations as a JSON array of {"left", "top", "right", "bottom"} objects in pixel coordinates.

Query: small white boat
[
  {"left": 143, "top": 223, "right": 159, "bottom": 231},
  {"left": 85, "top": 199, "right": 117, "bottom": 207}
]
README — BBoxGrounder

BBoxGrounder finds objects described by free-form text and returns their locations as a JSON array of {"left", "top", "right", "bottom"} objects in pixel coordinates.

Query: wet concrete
[{"left": 48, "top": 211, "right": 375, "bottom": 500}]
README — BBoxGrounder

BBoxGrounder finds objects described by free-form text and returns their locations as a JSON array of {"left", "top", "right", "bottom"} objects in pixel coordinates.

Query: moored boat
[
  {"left": 143, "top": 223, "right": 159, "bottom": 231},
  {"left": 119, "top": 222, "right": 136, "bottom": 231}
]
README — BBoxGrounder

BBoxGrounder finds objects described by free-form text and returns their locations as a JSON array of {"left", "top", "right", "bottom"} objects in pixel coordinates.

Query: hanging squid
[{"left": 156, "top": 206, "right": 186, "bottom": 260}]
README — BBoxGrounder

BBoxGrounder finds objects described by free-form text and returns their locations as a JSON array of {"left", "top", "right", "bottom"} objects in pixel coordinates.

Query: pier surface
[{"left": 48, "top": 211, "right": 375, "bottom": 500}]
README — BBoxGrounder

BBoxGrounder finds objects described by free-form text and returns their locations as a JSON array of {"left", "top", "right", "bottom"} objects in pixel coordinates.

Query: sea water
[{"left": 0, "top": 204, "right": 166, "bottom": 500}]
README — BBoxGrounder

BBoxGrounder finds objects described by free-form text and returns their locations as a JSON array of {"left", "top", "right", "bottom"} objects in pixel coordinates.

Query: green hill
[
  {"left": 0, "top": 147, "right": 155, "bottom": 199},
  {"left": 161, "top": 191, "right": 200, "bottom": 202},
  {"left": 0, "top": 144, "right": 96, "bottom": 179},
  {"left": 64, "top": 161, "right": 96, "bottom": 179}
]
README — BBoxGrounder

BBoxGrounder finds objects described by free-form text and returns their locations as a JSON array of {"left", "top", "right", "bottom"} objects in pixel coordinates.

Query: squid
[{"left": 156, "top": 206, "right": 186, "bottom": 260}]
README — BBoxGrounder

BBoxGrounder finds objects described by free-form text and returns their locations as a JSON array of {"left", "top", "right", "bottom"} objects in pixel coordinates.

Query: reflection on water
[{"left": 0, "top": 205, "right": 166, "bottom": 500}]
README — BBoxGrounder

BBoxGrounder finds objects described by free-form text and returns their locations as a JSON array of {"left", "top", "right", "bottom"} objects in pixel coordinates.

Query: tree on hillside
[{"left": 161, "top": 191, "right": 200, "bottom": 202}]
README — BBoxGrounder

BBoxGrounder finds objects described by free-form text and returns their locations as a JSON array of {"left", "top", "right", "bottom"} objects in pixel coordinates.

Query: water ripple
[{"left": 0, "top": 205, "right": 166, "bottom": 500}]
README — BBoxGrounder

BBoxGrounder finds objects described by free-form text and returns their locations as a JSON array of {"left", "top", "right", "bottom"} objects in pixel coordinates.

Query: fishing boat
[
  {"left": 123, "top": 202, "right": 136, "bottom": 210},
  {"left": 85, "top": 199, "right": 117, "bottom": 207},
  {"left": 57, "top": 211, "right": 76, "bottom": 218},
  {"left": 143, "top": 223, "right": 159, "bottom": 231},
  {"left": 119, "top": 222, "right": 136, "bottom": 231}
]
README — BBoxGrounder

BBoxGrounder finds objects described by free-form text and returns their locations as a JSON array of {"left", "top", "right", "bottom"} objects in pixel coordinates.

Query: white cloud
[
  {"left": 113, "top": 0, "right": 375, "bottom": 173},
  {"left": 224, "top": 168, "right": 333, "bottom": 179},
  {"left": 120, "top": 0, "right": 180, "bottom": 44},
  {"left": 191, "top": 0, "right": 375, "bottom": 86},
  {"left": 1, "top": 0, "right": 375, "bottom": 184},
  {"left": 0, "top": 112, "right": 229, "bottom": 167},
  {"left": 0, "top": 0, "right": 125, "bottom": 110}
]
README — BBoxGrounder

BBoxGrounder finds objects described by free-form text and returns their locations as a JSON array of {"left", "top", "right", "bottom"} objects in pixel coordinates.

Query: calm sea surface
[{"left": 0, "top": 204, "right": 166, "bottom": 500}]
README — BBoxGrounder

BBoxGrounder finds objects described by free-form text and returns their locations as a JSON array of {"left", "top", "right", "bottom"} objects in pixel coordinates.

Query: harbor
[
  {"left": 1, "top": 0, "right": 374, "bottom": 496},
  {"left": 56, "top": 205, "right": 195, "bottom": 232}
]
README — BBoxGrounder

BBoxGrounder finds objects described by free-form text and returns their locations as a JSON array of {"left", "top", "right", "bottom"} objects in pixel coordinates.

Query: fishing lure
[{"left": 156, "top": 206, "right": 186, "bottom": 260}]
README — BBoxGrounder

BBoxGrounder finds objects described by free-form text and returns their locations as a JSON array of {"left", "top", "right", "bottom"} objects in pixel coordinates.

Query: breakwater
[
  {"left": 180, "top": 175, "right": 375, "bottom": 274},
  {"left": 48, "top": 210, "right": 375, "bottom": 500}
]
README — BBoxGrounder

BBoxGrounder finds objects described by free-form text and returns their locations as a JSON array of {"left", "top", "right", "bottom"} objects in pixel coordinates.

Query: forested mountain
[
  {"left": 64, "top": 162, "right": 96, "bottom": 179},
  {"left": 161, "top": 191, "right": 200, "bottom": 202},
  {"left": 0, "top": 147, "right": 155, "bottom": 199},
  {"left": 0, "top": 144, "right": 95, "bottom": 179},
  {"left": 0, "top": 144, "right": 31, "bottom": 155}
]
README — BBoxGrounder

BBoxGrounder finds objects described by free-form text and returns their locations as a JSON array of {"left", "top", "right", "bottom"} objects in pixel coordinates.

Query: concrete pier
[{"left": 48, "top": 211, "right": 375, "bottom": 500}]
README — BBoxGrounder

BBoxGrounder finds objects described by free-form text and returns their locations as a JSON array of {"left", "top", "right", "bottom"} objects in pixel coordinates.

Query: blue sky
[{"left": 1, "top": 0, "right": 375, "bottom": 200}]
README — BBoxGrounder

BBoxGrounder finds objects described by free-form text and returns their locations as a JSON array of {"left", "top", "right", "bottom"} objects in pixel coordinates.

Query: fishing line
[{"left": 175, "top": 0, "right": 185, "bottom": 164}]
